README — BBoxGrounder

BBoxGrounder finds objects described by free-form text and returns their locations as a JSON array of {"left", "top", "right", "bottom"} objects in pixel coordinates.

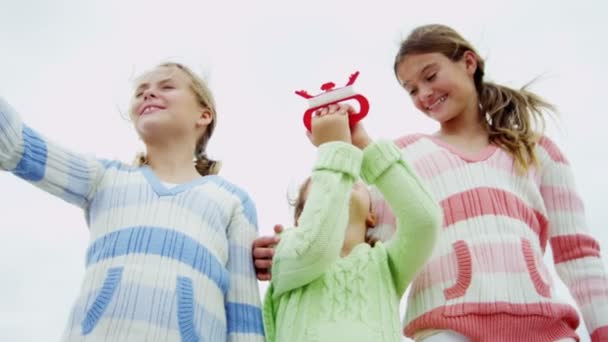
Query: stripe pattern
[
  {"left": 370, "top": 134, "right": 608, "bottom": 341},
  {"left": 1, "top": 97, "right": 264, "bottom": 341}
]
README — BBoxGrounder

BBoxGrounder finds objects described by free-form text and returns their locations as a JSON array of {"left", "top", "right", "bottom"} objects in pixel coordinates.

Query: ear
[
  {"left": 463, "top": 50, "right": 478, "bottom": 76},
  {"left": 196, "top": 108, "right": 213, "bottom": 128},
  {"left": 365, "top": 211, "right": 377, "bottom": 228}
]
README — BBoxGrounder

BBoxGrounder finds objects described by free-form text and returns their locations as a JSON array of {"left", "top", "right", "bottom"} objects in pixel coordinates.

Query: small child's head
[
  {"left": 393, "top": 24, "right": 553, "bottom": 171},
  {"left": 292, "top": 177, "right": 377, "bottom": 245},
  {"left": 130, "top": 62, "right": 220, "bottom": 176}
]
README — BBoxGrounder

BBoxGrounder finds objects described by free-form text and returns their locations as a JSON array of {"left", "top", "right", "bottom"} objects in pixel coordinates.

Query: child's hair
[
  {"left": 290, "top": 177, "right": 378, "bottom": 246},
  {"left": 291, "top": 177, "right": 312, "bottom": 225},
  {"left": 134, "top": 62, "right": 221, "bottom": 176},
  {"left": 393, "top": 24, "right": 555, "bottom": 171}
]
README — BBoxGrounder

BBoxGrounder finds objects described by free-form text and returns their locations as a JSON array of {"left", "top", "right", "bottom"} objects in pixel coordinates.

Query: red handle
[{"left": 303, "top": 94, "right": 369, "bottom": 132}]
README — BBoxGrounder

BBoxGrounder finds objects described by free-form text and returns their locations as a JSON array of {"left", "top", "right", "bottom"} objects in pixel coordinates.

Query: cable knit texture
[
  {"left": 263, "top": 141, "right": 441, "bottom": 342},
  {"left": 0, "top": 97, "right": 265, "bottom": 341},
  {"left": 368, "top": 133, "right": 608, "bottom": 342}
]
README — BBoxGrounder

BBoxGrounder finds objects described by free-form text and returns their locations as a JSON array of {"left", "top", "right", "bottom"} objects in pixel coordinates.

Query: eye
[
  {"left": 408, "top": 88, "right": 418, "bottom": 96},
  {"left": 426, "top": 73, "right": 436, "bottom": 82},
  {"left": 162, "top": 85, "right": 175, "bottom": 90},
  {"left": 135, "top": 91, "right": 143, "bottom": 98}
]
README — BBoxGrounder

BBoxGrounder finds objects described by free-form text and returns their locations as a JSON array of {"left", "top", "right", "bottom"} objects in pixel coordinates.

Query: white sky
[{"left": 1, "top": 0, "right": 606, "bottom": 341}]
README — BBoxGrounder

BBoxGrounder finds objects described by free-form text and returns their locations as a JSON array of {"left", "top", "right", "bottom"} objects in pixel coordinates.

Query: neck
[
  {"left": 341, "top": 219, "right": 368, "bottom": 257},
  {"left": 145, "top": 142, "right": 200, "bottom": 183},
  {"left": 437, "top": 98, "right": 489, "bottom": 150}
]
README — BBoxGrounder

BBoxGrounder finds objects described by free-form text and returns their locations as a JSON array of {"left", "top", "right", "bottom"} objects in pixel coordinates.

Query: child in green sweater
[{"left": 263, "top": 104, "right": 441, "bottom": 341}]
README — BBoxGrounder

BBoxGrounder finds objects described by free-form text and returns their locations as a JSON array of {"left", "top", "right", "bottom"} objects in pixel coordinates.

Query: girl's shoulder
[
  {"left": 193, "top": 175, "right": 258, "bottom": 216},
  {"left": 393, "top": 133, "right": 427, "bottom": 150},
  {"left": 535, "top": 135, "right": 569, "bottom": 164},
  {"left": 99, "top": 159, "right": 135, "bottom": 171},
  {"left": 198, "top": 175, "right": 254, "bottom": 200}
]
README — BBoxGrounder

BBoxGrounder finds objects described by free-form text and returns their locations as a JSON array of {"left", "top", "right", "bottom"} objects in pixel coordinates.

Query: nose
[
  {"left": 143, "top": 88, "right": 157, "bottom": 100},
  {"left": 419, "top": 85, "right": 433, "bottom": 100}
]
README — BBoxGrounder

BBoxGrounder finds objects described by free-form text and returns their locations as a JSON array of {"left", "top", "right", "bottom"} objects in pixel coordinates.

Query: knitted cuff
[
  {"left": 314, "top": 142, "right": 362, "bottom": 179},
  {"left": 361, "top": 140, "right": 402, "bottom": 184}
]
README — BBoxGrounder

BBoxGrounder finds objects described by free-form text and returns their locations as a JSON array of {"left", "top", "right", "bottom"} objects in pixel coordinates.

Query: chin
[
  {"left": 428, "top": 110, "right": 457, "bottom": 124},
  {"left": 136, "top": 123, "right": 167, "bottom": 142}
]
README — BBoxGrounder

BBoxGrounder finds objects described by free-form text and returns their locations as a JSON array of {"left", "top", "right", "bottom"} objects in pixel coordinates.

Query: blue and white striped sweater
[{"left": 0, "top": 97, "right": 265, "bottom": 341}]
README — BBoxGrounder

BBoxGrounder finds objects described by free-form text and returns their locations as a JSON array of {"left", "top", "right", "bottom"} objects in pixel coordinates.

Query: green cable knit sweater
[{"left": 263, "top": 141, "right": 441, "bottom": 341}]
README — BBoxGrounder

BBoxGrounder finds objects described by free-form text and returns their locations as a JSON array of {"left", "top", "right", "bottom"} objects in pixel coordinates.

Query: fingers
[
  {"left": 314, "top": 104, "right": 349, "bottom": 117},
  {"left": 273, "top": 224, "right": 284, "bottom": 235},
  {"left": 253, "top": 225, "right": 285, "bottom": 281},
  {"left": 256, "top": 270, "right": 272, "bottom": 281},
  {"left": 336, "top": 104, "right": 349, "bottom": 116},
  {"left": 253, "top": 246, "right": 275, "bottom": 259},
  {"left": 255, "top": 258, "right": 273, "bottom": 269},
  {"left": 314, "top": 107, "right": 329, "bottom": 117},
  {"left": 253, "top": 235, "right": 279, "bottom": 249},
  {"left": 331, "top": 103, "right": 352, "bottom": 115},
  {"left": 253, "top": 244, "right": 274, "bottom": 281},
  {"left": 341, "top": 103, "right": 355, "bottom": 113}
]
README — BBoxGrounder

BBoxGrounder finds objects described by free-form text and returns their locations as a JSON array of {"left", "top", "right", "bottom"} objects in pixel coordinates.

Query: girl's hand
[{"left": 252, "top": 224, "right": 284, "bottom": 281}]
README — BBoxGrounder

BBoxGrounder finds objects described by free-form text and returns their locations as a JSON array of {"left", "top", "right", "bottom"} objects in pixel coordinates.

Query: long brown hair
[
  {"left": 134, "top": 62, "right": 221, "bottom": 176},
  {"left": 394, "top": 24, "right": 554, "bottom": 171}
]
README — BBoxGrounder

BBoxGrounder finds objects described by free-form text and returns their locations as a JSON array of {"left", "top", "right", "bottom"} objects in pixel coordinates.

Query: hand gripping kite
[{"left": 295, "top": 71, "right": 369, "bottom": 132}]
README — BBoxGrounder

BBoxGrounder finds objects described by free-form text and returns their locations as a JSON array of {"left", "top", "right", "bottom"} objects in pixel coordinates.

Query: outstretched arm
[{"left": 0, "top": 97, "right": 106, "bottom": 210}]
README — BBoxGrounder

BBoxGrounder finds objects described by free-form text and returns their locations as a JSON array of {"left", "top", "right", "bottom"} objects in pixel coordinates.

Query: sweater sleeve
[
  {"left": 262, "top": 284, "right": 278, "bottom": 342},
  {"left": 271, "top": 142, "right": 362, "bottom": 298},
  {"left": 539, "top": 137, "right": 608, "bottom": 342},
  {"left": 0, "top": 97, "right": 106, "bottom": 209},
  {"left": 225, "top": 192, "right": 265, "bottom": 342},
  {"left": 361, "top": 140, "right": 441, "bottom": 295}
]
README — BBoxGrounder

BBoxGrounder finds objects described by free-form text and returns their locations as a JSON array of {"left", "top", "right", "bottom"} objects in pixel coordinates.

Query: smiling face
[
  {"left": 395, "top": 51, "right": 479, "bottom": 125},
  {"left": 129, "top": 64, "right": 211, "bottom": 145},
  {"left": 392, "top": 24, "right": 491, "bottom": 130}
]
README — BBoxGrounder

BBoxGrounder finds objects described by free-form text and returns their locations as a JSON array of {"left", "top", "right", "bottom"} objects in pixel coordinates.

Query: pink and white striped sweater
[{"left": 369, "top": 134, "right": 608, "bottom": 342}]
